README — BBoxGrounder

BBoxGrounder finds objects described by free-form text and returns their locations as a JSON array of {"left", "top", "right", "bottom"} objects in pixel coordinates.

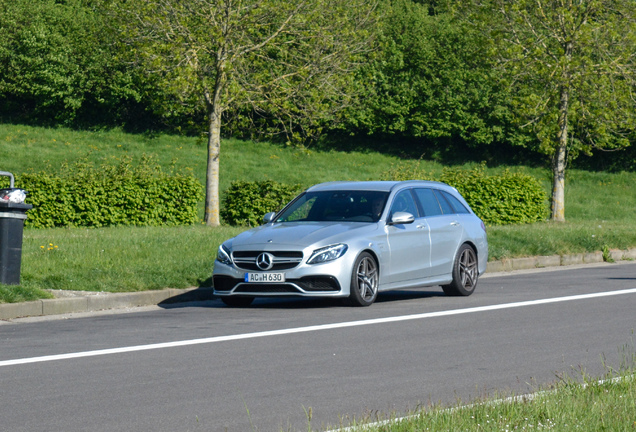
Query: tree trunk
[
  {"left": 551, "top": 142, "right": 567, "bottom": 222},
  {"left": 551, "top": 86, "right": 569, "bottom": 222},
  {"left": 204, "top": 108, "right": 222, "bottom": 227}
]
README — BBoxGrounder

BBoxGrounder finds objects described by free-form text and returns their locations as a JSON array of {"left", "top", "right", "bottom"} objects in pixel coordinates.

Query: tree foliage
[
  {"left": 471, "top": 0, "right": 636, "bottom": 220},
  {"left": 0, "top": 0, "right": 140, "bottom": 126},
  {"left": 114, "top": 0, "right": 378, "bottom": 226},
  {"left": 342, "top": 0, "right": 533, "bottom": 154},
  {"left": 0, "top": 0, "right": 634, "bottom": 214}
]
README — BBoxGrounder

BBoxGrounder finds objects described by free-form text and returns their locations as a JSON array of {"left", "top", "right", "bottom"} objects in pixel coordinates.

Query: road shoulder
[{"left": 1, "top": 248, "right": 635, "bottom": 321}]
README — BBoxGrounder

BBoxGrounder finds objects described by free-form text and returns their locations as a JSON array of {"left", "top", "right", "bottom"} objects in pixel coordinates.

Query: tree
[
  {"left": 114, "top": 0, "right": 377, "bottom": 226},
  {"left": 473, "top": 0, "right": 636, "bottom": 221},
  {"left": 346, "top": 0, "right": 528, "bottom": 151},
  {"left": 0, "top": 0, "right": 139, "bottom": 126}
]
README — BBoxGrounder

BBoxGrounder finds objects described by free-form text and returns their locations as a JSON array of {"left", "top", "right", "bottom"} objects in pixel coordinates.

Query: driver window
[{"left": 389, "top": 190, "right": 418, "bottom": 218}]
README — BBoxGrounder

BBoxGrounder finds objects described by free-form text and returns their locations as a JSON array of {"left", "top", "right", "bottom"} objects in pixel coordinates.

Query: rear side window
[
  {"left": 440, "top": 190, "right": 470, "bottom": 214},
  {"left": 413, "top": 188, "right": 442, "bottom": 217},
  {"left": 433, "top": 190, "right": 454, "bottom": 214}
]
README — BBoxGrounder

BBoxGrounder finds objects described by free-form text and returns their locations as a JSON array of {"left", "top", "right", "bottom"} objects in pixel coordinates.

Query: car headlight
[
  {"left": 307, "top": 244, "right": 348, "bottom": 265},
  {"left": 216, "top": 244, "right": 232, "bottom": 265}
]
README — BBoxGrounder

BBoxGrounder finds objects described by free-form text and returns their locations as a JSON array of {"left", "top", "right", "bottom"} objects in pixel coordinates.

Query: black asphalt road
[{"left": 1, "top": 262, "right": 635, "bottom": 432}]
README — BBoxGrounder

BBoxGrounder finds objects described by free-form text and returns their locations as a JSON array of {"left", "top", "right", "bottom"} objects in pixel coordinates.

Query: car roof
[{"left": 306, "top": 180, "right": 450, "bottom": 193}]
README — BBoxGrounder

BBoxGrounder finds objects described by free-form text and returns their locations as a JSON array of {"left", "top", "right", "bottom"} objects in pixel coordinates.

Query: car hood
[{"left": 226, "top": 222, "right": 379, "bottom": 250}]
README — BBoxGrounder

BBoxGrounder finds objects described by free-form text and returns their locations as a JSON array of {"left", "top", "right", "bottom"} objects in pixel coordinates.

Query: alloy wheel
[
  {"left": 459, "top": 247, "right": 478, "bottom": 290},
  {"left": 356, "top": 256, "right": 378, "bottom": 301}
]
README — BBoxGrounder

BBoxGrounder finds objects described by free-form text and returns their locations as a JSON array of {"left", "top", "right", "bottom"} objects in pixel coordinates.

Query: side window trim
[{"left": 407, "top": 188, "right": 421, "bottom": 218}]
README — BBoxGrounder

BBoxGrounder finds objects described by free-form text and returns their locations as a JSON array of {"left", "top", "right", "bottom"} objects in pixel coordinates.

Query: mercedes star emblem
[{"left": 256, "top": 252, "right": 274, "bottom": 271}]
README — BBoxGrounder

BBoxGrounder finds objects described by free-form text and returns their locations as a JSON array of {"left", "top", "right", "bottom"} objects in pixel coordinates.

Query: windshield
[{"left": 275, "top": 190, "right": 389, "bottom": 223}]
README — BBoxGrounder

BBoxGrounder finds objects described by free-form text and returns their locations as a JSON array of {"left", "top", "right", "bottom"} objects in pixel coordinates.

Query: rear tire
[
  {"left": 348, "top": 252, "right": 379, "bottom": 307},
  {"left": 442, "top": 244, "right": 478, "bottom": 297},
  {"left": 221, "top": 296, "right": 254, "bottom": 307}
]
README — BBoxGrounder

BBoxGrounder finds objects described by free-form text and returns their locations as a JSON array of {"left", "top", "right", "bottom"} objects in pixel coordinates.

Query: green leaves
[
  {"left": 114, "top": 0, "right": 377, "bottom": 145},
  {"left": 17, "top": 157, "right": 204, "bottom": 228},
  {"left": 440, "top": 166, "right": 548, "bottom": 226},
  {"left": 468, "top": 0, "right": 636, "bottom": 220},
  {"left": 381, "top": 161, "right": 548, "bottom": 225},
  {"left": 0, "top": 0, "right": 143, "bottom": 126},
  {"left": 343, "top": 0, "right": 527, "bottom": 149},
  {"left": 479, "top": 0, "right": 636, "bottom": 156},
  {"left": 221, "top": 180, "right": 302, "bottom": 226}
]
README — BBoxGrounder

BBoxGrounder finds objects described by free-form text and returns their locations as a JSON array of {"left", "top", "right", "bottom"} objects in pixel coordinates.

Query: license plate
[{"left": 245, "top": 273, "right": 285, "bottom": 283}]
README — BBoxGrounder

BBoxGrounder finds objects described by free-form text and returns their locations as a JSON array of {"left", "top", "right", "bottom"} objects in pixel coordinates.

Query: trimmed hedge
[
  {"left": 439, "top": 166, "right": 548, "bottom": 225},
  {"left": 12, "top": 157, "right": 203, "bottom": 228},
  {"left": 381, "top": 162, "right": 548, "bottom": 225},
  {"left": 221, "top": 180, "right": 302, "bottom": 227}
]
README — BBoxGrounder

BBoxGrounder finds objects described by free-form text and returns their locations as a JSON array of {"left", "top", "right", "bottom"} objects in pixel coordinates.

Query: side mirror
[
  {"left": 388, "top": 211, "right": 415, "bottom": 225},
  {"left": 263, "top": 212, "right": 276, "bottom": 224}
]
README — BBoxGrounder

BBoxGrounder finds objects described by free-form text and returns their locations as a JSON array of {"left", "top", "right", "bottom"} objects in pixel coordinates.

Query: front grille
[{"left": 232, "top": 250, "right": 303, "bottom": 271}]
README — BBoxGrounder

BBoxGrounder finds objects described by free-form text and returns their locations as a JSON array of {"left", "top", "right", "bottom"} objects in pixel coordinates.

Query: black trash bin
[
  {"left": 0, "top": 171, "right": 32, "bottom": 285},
  {"left": 0, "top": 202, "right": 32, "bottom": 285}
]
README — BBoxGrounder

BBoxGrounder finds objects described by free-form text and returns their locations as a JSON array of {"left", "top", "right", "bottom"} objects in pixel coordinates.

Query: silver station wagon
[{"left": 213, "top": 181, "right": 488, "bottom": 307}]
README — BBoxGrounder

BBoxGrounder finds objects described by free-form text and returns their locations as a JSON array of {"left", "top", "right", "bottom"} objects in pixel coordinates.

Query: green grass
[
  {"left": 487, "top": 220, "right": 636, "bottom": 260},
  {"left": 1, "top": 123, "right": 429, "bottom": 198},
  {"left": 331, "top": 370, "right": 636, "bottom": 432},
  {"left": 325, "top": 341, "right": 636, "bottom": 432},
  {"left": 19, "top": 225, "right": 244, "bottom": 293},
  {"left": 1, "top": 123, "right": 635, "bottom": 302}
]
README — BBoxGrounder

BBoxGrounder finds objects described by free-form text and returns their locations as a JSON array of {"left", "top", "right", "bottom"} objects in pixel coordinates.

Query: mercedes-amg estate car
[{"left": 213, "top": 181, "right": 488, "bottom": 307}]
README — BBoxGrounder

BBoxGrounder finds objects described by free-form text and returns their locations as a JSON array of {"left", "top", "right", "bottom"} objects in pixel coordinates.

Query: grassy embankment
[
  {"left": 1, "top": 123, "right": 635, "bottom": 302},
  {"left": 333, "top": 368, "right": 636, "bottom": 432}
]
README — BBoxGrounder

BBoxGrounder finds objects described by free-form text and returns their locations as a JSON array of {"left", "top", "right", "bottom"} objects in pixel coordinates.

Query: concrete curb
[
  {"left": 1, "top": 248, "right": 635, "bottom": 321},
  {"left": 485, "top": 248, "right": 636, "bottom": 273},
  {"left": 0, "top": 287, "right": 215, "bottom": 321}
]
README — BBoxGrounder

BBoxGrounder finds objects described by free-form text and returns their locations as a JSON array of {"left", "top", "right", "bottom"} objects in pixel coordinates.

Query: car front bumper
[{"left": 212, "top": 255, "right": 356, "bottom": 298}]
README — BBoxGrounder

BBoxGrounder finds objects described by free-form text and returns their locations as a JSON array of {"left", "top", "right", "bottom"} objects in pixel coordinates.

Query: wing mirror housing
[
  {"left": 263, "top": 212, "right": 276, "bottom": 224},
  {"left": 388, "top": 211, "right": 415, "bottom": 225}
]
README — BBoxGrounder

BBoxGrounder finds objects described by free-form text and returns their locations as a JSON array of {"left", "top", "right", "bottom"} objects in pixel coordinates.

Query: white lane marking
[{"left": 2, "top": 288, "right": 636, "bottom": 368}]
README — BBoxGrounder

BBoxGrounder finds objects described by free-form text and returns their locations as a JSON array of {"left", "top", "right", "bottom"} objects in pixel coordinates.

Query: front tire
[
  {"left": 442, "top": 244, "right": 478, "bottom": 296},
  {"left": 348, "top": 252, "right": 379, "bottom": 307},
  {"left": 221, "top": 296, "right": 254, "bottom": 307}
]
